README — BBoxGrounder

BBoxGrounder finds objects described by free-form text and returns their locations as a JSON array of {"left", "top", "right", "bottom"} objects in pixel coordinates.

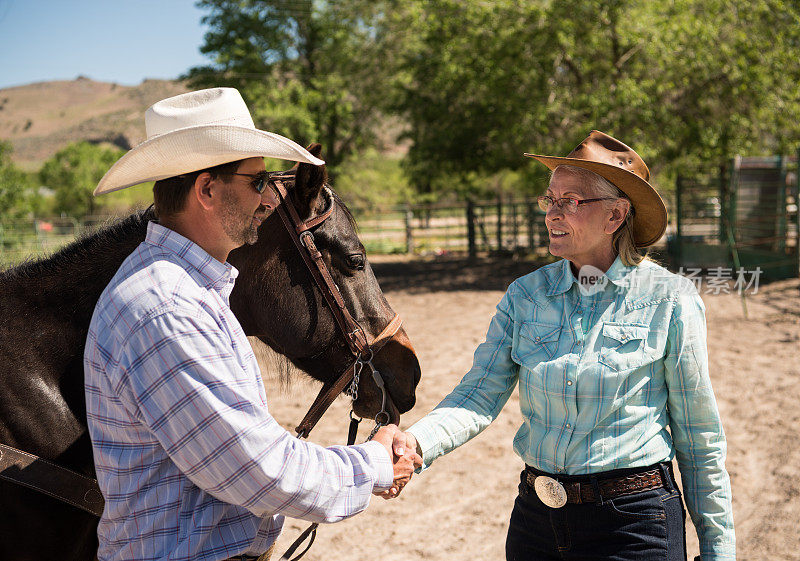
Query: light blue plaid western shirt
[
  {"left": 84, "top": 222, "right": 392, "bottom": 561},
  {"left": 408, "top": 257, "right": 735, "bottom": 560}
]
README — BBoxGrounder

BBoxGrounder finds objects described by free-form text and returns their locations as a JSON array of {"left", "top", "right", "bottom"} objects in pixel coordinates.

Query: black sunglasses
[{"left": 231, "top": 171, "right": 271, "bottom": 194}]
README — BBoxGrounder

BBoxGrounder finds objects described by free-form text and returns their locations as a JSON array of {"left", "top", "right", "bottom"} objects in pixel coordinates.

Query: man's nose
[{"left": 260, "top": 188, "right": 279, "bottom": 211}]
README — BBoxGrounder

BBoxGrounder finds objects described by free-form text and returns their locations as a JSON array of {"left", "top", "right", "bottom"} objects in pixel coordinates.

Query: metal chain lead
[
  {"left": 366, "top": 420, "right": 385, "bottom": 441},
  {"left": 349, "top": 355, "right": 391, "bottom": 443},
  {"left": 346, "top": 360, "right": 363, "bottom": 402}
]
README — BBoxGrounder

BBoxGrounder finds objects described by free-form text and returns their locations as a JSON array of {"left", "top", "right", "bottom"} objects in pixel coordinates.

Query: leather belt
[{"left": 525, "top": 465, "right": 668, "bottom": 507}]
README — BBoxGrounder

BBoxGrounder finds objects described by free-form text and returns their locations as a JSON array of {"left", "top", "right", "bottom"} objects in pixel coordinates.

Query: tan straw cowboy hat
[
  {"left": 94, "top": 87, "right": 324, "bottom": 195},
  {"left": 525, "top": 130, "right": 667, "bottom": 247}
]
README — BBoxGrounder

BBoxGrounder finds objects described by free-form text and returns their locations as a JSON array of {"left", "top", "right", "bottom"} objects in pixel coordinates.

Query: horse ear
[{"left": 293, "top": 143, "right": 327, "bottom": 215}]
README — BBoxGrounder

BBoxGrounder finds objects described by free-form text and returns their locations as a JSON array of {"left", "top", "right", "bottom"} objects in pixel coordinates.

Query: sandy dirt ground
[{"left": 255, "top": 256, "right": 800, "bottom": 561}]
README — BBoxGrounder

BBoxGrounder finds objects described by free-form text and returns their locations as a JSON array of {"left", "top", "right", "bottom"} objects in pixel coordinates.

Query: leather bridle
[
  {"left": 266, "top": 171, "right": 406, "bottom": 561},
  {"left": 264, "top": 171, "right": 404, "bottom": 441}
]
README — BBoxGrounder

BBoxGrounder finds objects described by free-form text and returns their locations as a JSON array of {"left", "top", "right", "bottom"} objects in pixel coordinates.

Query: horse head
[{"left": 228, "top": 144, "right": 421, "bottom": 424}]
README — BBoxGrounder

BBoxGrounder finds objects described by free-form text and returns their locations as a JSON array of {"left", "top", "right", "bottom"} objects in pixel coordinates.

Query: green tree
[
  {"left": 186, "top": 0, "right": 389, "bottom": 173},
  {"left": 39, "top": 142, "right": 123, "bottom": 219},
  {"left": 380, "top": 0, "right": 552, "bottom": 198},
  {"left": 382, "top": 0, "right": 800, "bottom": 197},
  {"left": 0, "top": 141, "right": 31, "bottom": 223}
]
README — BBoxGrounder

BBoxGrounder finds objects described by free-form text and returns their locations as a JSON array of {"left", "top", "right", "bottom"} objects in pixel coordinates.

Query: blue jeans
[{"left": 506, "top": 464, "right": 687, "bottom": 561}]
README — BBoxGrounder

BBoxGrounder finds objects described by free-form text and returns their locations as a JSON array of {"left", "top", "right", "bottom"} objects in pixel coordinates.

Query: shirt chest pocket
[
  {"left": 511, "top": 321, "right": 562, "bottom": 367},
  {"left": 598, "top": 322, "right": 653, "bottom": 372}
]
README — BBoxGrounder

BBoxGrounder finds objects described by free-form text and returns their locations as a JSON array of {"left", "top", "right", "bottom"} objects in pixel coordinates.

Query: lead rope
[{"left": 278, "top": 355, "right": 391, "bottom": 561}]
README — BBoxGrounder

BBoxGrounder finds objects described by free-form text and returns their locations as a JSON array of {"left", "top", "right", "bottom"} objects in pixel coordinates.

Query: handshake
[{"left": 372, "top": 425, "right": 423, "bottom": 499}]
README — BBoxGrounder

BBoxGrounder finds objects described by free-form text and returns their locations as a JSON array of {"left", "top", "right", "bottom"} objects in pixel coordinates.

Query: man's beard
[{"left": 220, "top": 189, "right": 263, "bottom": 246}]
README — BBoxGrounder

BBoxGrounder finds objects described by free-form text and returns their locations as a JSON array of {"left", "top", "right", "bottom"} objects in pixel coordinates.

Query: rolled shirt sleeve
[
  {"left": 408, "top": 290, "right": 519, "bottom": 468},
  {"left": 664, "top": 291, "right": 736, "bottom": 560},
  {"left": 115, "top": 305, "right": 392, "bottom": 524}
]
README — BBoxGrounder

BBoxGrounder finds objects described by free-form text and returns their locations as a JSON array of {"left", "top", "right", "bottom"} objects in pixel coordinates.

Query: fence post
[
  {"left": 510, "top": 201, "right": 518, "bottom": 251},
  {"left": 527, "top": 200, "right": 536, "bottom": 252},
  {"left": 796, "top": 147, "right": 800, "bottom": 276},
  {"left": 404, "top": 205, "right": 414, "bottom": 254},
  {"left": 496, "top": 196, "right": 503, "bottom": 252},
  {"left": 466, "top": 199, "right": 476, "bottom": 258},
  {"left": 776, "top": 155, "right": 787, "bottom": 252},
  {"left": 675, "top": 173, "right": 683, "bottom": 268}
]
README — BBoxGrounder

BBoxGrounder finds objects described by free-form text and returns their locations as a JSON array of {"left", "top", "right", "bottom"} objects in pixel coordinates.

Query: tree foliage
[
  {"left": 0, "top": 141, "right": 32, "bottom": 223},
  {"left": 39, "top": 142, "right": 123, "bottom": 219},
  {"left": 380, "top": 0, "right": 800, "bottom": 196},
  {"left": 186, "top": 0, "right": 389, "bottom": 173}
]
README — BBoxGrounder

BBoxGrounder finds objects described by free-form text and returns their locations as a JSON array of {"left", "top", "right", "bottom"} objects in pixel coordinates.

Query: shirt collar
[
  {"left": 145, "top": 221, "right": 239, "bottom": 295},
  {"left": 547, "top": 259, "right": 574, "bottom": 296},
  {"left": 547, "top": 255, "right": 635, "bottom": 296},
  {"left": 603, "top": 255, "right": 636, "bottom": 288}
]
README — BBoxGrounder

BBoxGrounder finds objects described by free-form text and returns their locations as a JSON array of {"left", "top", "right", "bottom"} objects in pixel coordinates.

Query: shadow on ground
[{"left": 370, "top": 255, "right": 552, "bottom": 293}]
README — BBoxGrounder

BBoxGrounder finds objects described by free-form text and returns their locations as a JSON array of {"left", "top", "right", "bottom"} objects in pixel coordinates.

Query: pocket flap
[
  {"left": 519, "top": 322, "right": 561, "bottom": 344},
  {"left": 602, "top": 323, "right": 648, "bottom": 343}
]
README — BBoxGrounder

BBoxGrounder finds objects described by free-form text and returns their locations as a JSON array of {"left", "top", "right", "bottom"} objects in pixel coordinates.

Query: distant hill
[{"left": 0, "top": 77, "right": 188, "bottom": 171}]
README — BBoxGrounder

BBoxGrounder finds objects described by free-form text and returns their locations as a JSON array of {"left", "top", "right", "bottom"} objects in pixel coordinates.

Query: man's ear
[{"left": 192, "top": 172, "right": 216, "bottom": 211}]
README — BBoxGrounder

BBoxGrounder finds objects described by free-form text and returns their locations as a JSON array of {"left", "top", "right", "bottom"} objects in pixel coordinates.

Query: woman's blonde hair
[{"left": 553, "top": 166, "right": 647, "bottom": 266}]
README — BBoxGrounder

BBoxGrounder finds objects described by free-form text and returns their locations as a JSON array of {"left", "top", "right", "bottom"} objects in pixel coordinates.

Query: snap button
[
  {"left": 567, "top": 380, "right": 573, "bottom": 386},
  {"left": 535, "top": 337, "right": 541, "bottom": 342}
]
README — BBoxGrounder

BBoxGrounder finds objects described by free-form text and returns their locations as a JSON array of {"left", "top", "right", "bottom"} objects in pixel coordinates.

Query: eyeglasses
[
  {"left": 537, "top": 195, "right": 615, "bottom": 214},
  {"left": 231, "top": 171, "right": 270, "bottom": 194}
]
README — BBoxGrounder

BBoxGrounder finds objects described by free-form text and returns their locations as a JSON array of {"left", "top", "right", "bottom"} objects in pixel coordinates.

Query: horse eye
[{"left": 346, "top": 253, "right": 365, "bottom": 270}]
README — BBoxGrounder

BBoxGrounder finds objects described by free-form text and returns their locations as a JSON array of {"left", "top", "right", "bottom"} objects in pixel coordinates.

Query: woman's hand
[
  {"left": 372, "top": 426, "right": 423, "bottom": 499},
  {"left": 373, "top": 429, "right": 422, "bottom": 499}
]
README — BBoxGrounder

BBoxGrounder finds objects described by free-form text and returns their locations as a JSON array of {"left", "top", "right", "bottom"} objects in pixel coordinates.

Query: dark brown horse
[{"left": 0, "top": 146, "right": 421, "bottom": 561}]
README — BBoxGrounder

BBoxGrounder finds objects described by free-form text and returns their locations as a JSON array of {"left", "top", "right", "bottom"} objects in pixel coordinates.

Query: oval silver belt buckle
[{"left": 533, "top": 476, "right": 568, "bottom": 508}]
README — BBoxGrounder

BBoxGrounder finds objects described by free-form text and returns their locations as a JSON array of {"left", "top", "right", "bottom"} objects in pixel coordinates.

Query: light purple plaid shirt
[{"left": 84, "top": 222, "right": 392, "bottom": 561}]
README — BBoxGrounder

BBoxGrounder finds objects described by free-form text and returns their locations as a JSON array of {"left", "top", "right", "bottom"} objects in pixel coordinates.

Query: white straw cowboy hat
[
  {"left": 94, "top": 87, "right": 325, "bottom": 195},
  {"left": 525, "top": 130, "right": 668, "bottom": 247}
]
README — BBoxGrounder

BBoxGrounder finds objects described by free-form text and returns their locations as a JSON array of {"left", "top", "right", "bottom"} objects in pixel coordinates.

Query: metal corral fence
[
  {"left": 670, "top": 153, "right": 799, "bottom": 280},
  {"left": 0, "top": 217, "right": 91, "bottom": 266},
  {"left": 6, "top": 165, "right": 798, "bottom": 279},
  {"left": 1, "top": 199, "right": 549, "bottom": 267},
  {"left": 353, "top": 198, "right": 550, "bottom": 257}
]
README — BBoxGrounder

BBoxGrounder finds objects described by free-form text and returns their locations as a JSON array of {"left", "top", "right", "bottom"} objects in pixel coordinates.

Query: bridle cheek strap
[
  {"left": 266, "top": 175, "right": 403, "bottom": 438},
  {"left": 270, "top": 178, "right": 370, "bottom": 354}
]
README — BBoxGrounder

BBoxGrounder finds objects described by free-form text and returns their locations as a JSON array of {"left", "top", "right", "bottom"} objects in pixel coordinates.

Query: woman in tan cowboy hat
[{"left": 387, "top": 131, "right": 735, "bottom": 561}]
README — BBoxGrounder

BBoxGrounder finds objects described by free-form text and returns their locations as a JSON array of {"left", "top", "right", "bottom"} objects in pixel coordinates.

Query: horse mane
[{"left": 1, "top": 208, "right": 154, "bottom": 283}]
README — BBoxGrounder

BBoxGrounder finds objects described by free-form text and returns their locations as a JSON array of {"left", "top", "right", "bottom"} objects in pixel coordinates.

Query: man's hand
[{"left": 371, "top": 425, "right": 423, "bottom": 499}]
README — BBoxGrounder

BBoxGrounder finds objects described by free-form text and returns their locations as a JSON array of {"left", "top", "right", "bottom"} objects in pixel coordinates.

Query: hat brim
[
  {"left": 94, "top": 125, "right": 325, "bottom": 195},
  {"left": 524, "top": 154, "right": 667, "bottom": 247}
]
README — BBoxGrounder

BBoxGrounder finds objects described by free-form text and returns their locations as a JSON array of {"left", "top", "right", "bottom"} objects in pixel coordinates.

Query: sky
[{"left": 0, "top": 0, "right": 211, "bottom": 89}]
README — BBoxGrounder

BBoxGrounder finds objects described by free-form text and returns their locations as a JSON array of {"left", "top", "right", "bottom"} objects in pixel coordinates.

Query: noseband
[{"left": 264, "top": 172, "right": 403, "bottom": 440}]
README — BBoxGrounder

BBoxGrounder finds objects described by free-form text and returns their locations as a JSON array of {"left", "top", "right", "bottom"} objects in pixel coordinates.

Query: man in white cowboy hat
[{"left": 83, "top": 88, "right": 419, "bottom": 561}]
